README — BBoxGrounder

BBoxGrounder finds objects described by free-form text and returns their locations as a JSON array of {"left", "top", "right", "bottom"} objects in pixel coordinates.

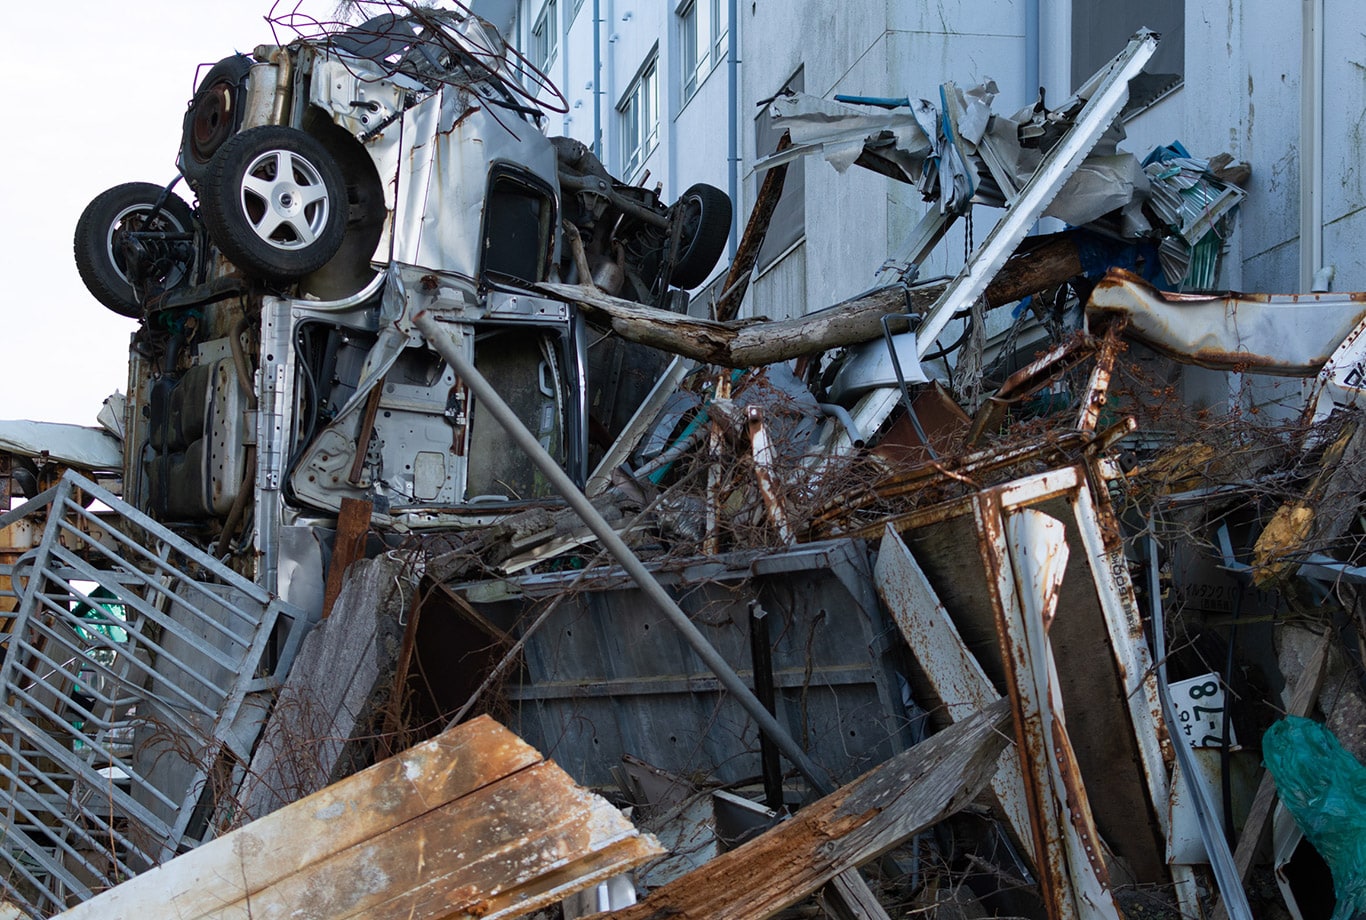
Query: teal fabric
[{"left": 1264, "top": 716, "right": 1366, "bottom": 920}]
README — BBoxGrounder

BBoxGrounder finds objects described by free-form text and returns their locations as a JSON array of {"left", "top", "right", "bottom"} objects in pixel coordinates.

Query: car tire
[
  {"left": 73, "top": 182, "right": 196, "bottom": 318},
  {"left": 179, "top": 54, "right": 254, "bottom": 189},
  {"left": 200, "top": 126, "right": 348, "bottom": 282},
  {"left": 668, "top": 183, "right": 732, "bottom": 290}
]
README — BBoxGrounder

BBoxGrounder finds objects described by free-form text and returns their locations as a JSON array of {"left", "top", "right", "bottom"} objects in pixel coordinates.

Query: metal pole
[{"left": 412, "top": 310, "right": 834, "bottom": 795}]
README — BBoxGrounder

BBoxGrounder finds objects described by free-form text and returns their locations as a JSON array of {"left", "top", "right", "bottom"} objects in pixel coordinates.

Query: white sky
[{"left": 0, "top": 2, "right": 306, "bottom": 426}]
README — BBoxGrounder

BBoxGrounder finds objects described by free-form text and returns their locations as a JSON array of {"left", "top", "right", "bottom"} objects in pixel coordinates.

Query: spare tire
[
  {"left": 180, "top": 54, "right": 254, "bottom": 190},
  {"left": 668, "top": 183, "right": 732, "bottom": 289},
  {"left": 73, "top": 182, "right": 196, "bottom": 318},
  {"left": 200, "top": 126, "right": 348, "bottom": 282}
]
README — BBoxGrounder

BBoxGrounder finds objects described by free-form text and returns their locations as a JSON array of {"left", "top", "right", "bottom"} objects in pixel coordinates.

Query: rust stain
[
  {"left": 973, "top": 493, "right": 1071, "bottom": 920},
  {"left": 1051, "top": 720, "right": 1111, "bottom": 887},
  {"left": 1093, "top": 267, "right": 1366, "bottom": 304}
]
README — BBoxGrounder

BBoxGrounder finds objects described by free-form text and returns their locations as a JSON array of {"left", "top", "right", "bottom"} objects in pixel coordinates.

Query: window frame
[
  {"left": 753, "top": 66, "right": 805, "bottom": 274},
  {"left": 531, "top": 0, "right": 558, "bottom": 71},
  {"left": 1070, "top": 0, "right": 1183, "bottom": 117},
  {"left": 710, "top": 0, "right": 728, "bottom": 74},
  {"left": 679, "top": 0, "right": 704, "bottom": 102},
  {"left": 677, "top": 0, "right": 728, "bottom": 105},
  {"left": 617, "top": 51, "right": 660, "bottom": 179}
]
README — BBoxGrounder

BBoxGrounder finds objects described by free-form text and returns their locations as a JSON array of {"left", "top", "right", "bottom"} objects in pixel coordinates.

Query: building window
[
  {"left": 1072, "top": 1, "right": 1183, "bottom": 114},
  {"left": 678, "top": 0, "right": 728, "bottom": 103},
  {"left": 710, "top": 0, "right": 728, "bottom": 70},
  {"left": 755, "top": 67, "right": 804, "bottom": 271},
  {"left": 618, "top": 53, "right": 659, "bottom": 178},
  {"left": 531, "top": 0, "right": 558, "bottom": 70},
  {"left": 571, "top": 0, "right": 587, "bottom": 20}
]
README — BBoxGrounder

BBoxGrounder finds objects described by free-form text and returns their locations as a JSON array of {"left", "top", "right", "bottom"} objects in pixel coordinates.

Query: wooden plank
[
  {"left": 592, "top": 699, "right": 1012, "bottom": 920},
  {"left": 538, "top": 235, "right": 1085, "bottom": 370},
  {"left": 56, "top": 715, "right": 661, "bottom": 920},
  {"left": 873, "top": 526, "right": 1033, "bottom": 866},
  {"left": 715, "top": 132, "right": 792, "bottom": 322},
  {"left": 322, "top": 496, "right": 372, "bottom": 619}
]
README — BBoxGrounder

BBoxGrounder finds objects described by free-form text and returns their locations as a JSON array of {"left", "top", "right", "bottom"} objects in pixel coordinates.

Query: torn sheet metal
[
  {"left": 893, "top": 461, "right": 1173, "bottom": 906},
  {"left": 0, "top": 420, "right": 123, "bottom": 470},
  {"left": 1142, "top": 143, "right": 1246, "bottom": 287},
  {"left": 987, "top": 500, "right": 1121, "bottom": 920},
  {"left": 1088, "top": 269, "right": 1366, "bottom": 375},
  {"left": 1314, "top": 314, "right": 1366, "bottom": 414},
  {"left": 759, "top": 92, "right": 933, "bottom": 179},
  {"left": 915, "top": 30, "right": 1159, "bottom": 358},
  {"left": 760, "top": 34, "right": 1161, "bottom": 233}
]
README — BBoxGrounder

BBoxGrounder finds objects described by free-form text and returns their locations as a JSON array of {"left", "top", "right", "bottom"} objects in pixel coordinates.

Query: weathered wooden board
[
  {"left": 592, "top": 700, "right": 1011, "bottom": 920},
  {"left": 56, "top": 715, "right": 661, "bottom": 920},
  {"left": 873, "top": 526, "right": 1033, "bottom": 865}
]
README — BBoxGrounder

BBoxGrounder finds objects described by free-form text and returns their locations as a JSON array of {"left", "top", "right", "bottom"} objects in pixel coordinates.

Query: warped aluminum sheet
[{"left": 1089, "top": 269, "right": 1366, "bottom": 375}]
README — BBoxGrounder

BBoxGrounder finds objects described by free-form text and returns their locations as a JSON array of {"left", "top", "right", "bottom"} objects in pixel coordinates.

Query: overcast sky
[{"left": 0, "top": 2, "right": 303, "bottom": 426}]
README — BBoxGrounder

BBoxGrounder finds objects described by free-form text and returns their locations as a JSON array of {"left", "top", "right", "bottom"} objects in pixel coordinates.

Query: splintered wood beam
[
  {"left": 56, "top": 716, "right": 662, "bottom": 920},
  {"left": 322, "top": 496, "right": 372, "bottom": 618},
  {"left": 591, "top": 699, "right": 1012, "bottom": 920},
  {"left": 541, "top": 233, "right": 1083, "bottom": 368},
  {"left": 715, "top": 131, "right": 793, "bottom": 322}
]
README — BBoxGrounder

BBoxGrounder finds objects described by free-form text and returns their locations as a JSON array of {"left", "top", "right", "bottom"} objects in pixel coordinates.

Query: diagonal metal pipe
[{"left": 412, "top": 309, "right": 835, "bottom": 795}]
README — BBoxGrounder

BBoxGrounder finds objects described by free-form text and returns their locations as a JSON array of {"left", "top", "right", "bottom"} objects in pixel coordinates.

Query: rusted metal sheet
[
  {"left": 1068, "top": 485, "right": 1175, "bottom": 799},
  {"left": 890, "top": 459, "right": 1175, "bottom": 917},
  {"left": 1088, "top": 268, "right": 1366, "bottom": 374},
  {"left": 978, "top": 495, "right": 1123, "bottom": 920},
  {"left": 971, "top": 493, "right": 1081, "bottom": 920},
  {"left": 1075, "top": 320, "right": 1125, "bottom": 434},
  {"left": 54, "top": 715, "right": 662, "bottom": 920},
  {"left": 967, "top": 338, "right": 1098, "bottom": 446}
]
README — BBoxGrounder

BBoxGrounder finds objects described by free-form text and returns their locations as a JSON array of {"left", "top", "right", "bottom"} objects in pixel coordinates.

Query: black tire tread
[
  {"left": 670, "top": 183, "right": 732, "bottom": 290},
  {"left": 73, "top": 182, "right": 195, "bottom": 318},
  {"left": 199, "top": 126, "right": 348, "bottom": 282}
]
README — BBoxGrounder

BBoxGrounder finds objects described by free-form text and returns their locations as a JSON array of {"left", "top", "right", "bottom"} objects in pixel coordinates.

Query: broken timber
[
  {"left": 55, "top": 716, "right": 661, "bottom": 920},
  {"left": 541, "top": 234, "right": 1084, "bottom": 368},
  {"left": 587, "top": 699, "right": 1011, "bottom": 920}
]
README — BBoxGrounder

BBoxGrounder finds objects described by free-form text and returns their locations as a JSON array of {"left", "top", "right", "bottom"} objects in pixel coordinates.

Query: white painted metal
[
  {"left": 873, "top": 526, "right": 1034, "bottom": 865},
  {"left": 0, "top": 471, "right": 310, "bottom": 916}
]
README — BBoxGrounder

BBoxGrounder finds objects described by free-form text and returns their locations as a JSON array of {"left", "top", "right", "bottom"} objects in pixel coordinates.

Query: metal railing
[{"left": 0, "top": 471, "right": 309, "bottom": 916}]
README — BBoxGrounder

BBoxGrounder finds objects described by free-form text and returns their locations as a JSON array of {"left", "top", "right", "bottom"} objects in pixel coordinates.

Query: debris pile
[{"left": 2, "top": 9, "right": 1366, "bottom": 920}]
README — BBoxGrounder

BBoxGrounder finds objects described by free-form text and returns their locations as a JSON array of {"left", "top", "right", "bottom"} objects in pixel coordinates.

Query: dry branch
[{"left": 541, "top": 234, "right": 1082, "bottom": 368}]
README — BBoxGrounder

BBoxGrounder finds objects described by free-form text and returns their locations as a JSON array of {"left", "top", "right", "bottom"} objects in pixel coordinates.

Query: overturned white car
[{"left": 70, "top": 3, "right": 731, "bottom": 576}]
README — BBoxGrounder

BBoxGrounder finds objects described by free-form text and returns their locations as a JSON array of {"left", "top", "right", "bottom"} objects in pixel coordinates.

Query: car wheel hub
[{"left": 240, "top": 149, "right": 331, "bottom": 251}]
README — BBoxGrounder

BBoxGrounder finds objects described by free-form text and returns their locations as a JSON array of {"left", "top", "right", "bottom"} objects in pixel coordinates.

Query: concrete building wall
[{"left": 512, "top": 0, "right": 1366, "bottom": 320}]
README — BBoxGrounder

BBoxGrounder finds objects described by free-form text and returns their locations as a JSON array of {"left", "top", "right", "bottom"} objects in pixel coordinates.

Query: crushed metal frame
[{"left": 0, "top": 471, "right": 309, "bottom": 915}]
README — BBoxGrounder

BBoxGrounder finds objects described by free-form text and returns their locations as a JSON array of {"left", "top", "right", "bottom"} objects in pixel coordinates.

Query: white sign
[{"left": 1168, "top": 672, "right": 1236, "bottom": 749}]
